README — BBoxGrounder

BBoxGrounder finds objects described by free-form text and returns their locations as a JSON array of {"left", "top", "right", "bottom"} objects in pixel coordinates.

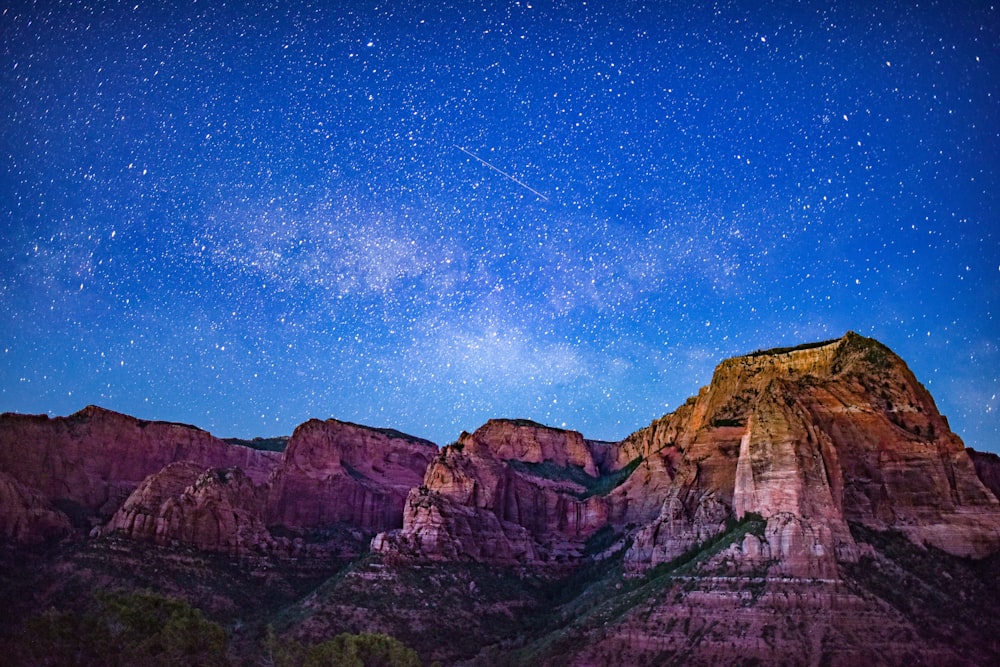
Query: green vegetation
[
  {"left": 747, "top": 338, "right": 840, "bottom": 357},
  {"left": 505, "top": 512, "right": 770, "bottom": 666},
  {"left": 710, "top": 418, "right": 744, "bottom": 428},
  {"left": 582, "top": 525, "right": 620, "bottom": 557},
  {"left": 223, "top": 436, "right": 289, "bottom": 452},
  {"left": 846, "top": 523, "right": 1000, "bottom": 664},
  {"left": 12, "top": 589, "right": 227, "bottom": 667},
  {"left": 271, "top": 556, "right": 550, "bottom": 664},
  {"left": 441, "top": 441, "right": 465, "bottom": 455},
  {"left": 266, "top": 630, "right": 423, "bottom": 667},
  {"left": 507, "top": 457, "right": 642, "bottom": 499},
  {"left": 504, "top": 418, "right": 555, "bottom": 429},
  {"left": 836, "top": 332, "right": 894, "bottom": 372},
  {"left": 645, "top": 512, "right": 766, "bottom": 579}
]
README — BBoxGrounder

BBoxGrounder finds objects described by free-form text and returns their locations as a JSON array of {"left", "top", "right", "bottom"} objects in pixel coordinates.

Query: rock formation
[
  {"left": 3, "top": 333, "right": 1000, "bottom": 666},
  {"left": 0, "top": 406, "right": 280, "bottom": 525},
  {"left": 104, "top": 462, "right": 271, "bottom": 556},
  {"left": 266, "top": 418, "right": 438, "bottom": 535},
  {"left": 620, "top": 333, "right": 1000, "bottom": 577},
  {"left": 373, "top": 419, "right": 623, "bottom": 564},
  {"left": 0, "top": 470, "right": 72, "bottom": 544},
  {"left": 968, "top": 448, "right": 1000, "bottom": 501},
  {"left": 0, "top": 407, "right": 437, "bottom": 550},
  {"left": 373, "top": 333, "right": 1000, "bottom": 577}
]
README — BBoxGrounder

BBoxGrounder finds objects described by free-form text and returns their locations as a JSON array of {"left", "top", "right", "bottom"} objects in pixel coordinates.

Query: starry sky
[{"left": 2, "top": 1, "right": 998, "bottom": 451}]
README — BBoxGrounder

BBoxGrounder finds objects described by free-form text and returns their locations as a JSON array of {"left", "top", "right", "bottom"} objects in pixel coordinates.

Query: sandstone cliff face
[
  {"left": 105, "top": 462, "right": 271, "bottom": 556},
  {"left": 266, "top": 418, "right": 437, "bottom": 535},
  {"left": 0, "top": 406, "right": 281, "bottom": 521},
  {"left": 621, "top": 333, "right": 1000, "bottom": 577},
  {"left": 373, "top": 420, "right": 619, "bottom": 564},
  {"left": 968, "top": 448, "right": 1000, "bottom": 502},
  {"left": 0, "top": 470, "right": 72, "bottom": 544}
]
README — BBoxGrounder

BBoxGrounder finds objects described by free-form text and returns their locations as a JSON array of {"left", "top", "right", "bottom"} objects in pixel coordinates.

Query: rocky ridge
[
  {"left": 373, "top": 419, "right": 616, "bottom": 564},
  {"left": 0, "top": 406, "right": 280, "bottom": 526},
  {"left": 267, "top": 418, "right": 437, "bottom": 535},
  {"left": 3, "top": 332, "right": 1000, "bottom": 666},
  {"left": 0, "top": 407, "right": 437, "bottom": 558},
  {"left": 372, "top": 333, "right": 1000, "bottom": 581}
]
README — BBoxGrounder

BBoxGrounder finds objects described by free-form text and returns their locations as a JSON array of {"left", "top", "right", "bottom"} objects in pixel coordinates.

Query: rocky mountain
[
  {"left": 2, "top": 332, "right": 999, "bottom": 666},
  {"left": 0, "top": 406, "right": 280, "bottom": 535},
  {"left": 0, "top": 407, "right": 437, "bottom": 558},
  {"left": 267, "top": 418, "right": 437, "bottom": 535},
  {"left": 372, "top": 419, "right": 615, "bottom": 564},
  {"left": 103, "top": 462, "right": 272, "bottom": 556},
  {"left": 618, "top": 332, "right": 1000, "bottom": 578},
  {"left": 373, "top": 333, "right": 1000, "bottom": 580}
]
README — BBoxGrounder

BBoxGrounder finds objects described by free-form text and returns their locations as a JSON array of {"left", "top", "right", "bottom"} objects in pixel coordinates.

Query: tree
[{"left": 14, "top": 589, "right": 228, "bottom": 667}]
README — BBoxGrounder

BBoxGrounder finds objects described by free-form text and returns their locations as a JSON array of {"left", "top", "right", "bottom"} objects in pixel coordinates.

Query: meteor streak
[{"left": 454, "top": 145, "right": 549, "bottom": 201}]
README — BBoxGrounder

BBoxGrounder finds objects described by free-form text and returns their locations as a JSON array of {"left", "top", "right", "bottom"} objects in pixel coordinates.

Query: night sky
[{"left": 2, "top": 1, "right": 998, "bottom": 452}]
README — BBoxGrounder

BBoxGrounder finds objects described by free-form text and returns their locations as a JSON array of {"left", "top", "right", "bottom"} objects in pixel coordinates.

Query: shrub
[
  {"left": 266, "top": 630, "right": 422, "bottom": 667},
  {"left": 16, "top": 589, "right": 227, "bottom": 667}
]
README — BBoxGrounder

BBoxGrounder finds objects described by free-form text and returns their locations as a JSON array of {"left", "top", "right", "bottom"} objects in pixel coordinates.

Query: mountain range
[{"left": 2, "top": 332, "right": 999, "bottom": 665}]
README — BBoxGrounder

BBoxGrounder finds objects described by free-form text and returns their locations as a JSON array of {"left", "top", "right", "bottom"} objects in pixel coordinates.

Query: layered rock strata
[
  {"left": 0, "top": 406, "right": 280, "bottom": 523},
  {"left": 266, "top": 418, "right": 438, "bottom": 534},
  {"left": 104, "top": 462, "right": 270, "bottom": 555},
  {"left": 621, "top": 333, "right": 1000, "bottom": 577},
  {"left": 0, "top": 408, "right": 437, "bottom": 551},
  {"left": 373, "top": 420, "right": 625, "bottom": 564},
  {"left": 0, "top": 470, "right": 72, "bottom": 544}
]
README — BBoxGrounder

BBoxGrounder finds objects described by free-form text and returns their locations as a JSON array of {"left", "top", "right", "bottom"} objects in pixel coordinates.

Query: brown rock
[
  {"left": 374, "top": 420, "right": 613, "bottom": 564},
  {"left": 968, "top": 448, "right": 1000, "bottom": 501},
  {"left": 0, "top": 470, "right": 72, "bottom": 543},
  {"left": 105, "top": 462, "right": 270, "bottom": 556},
  {"left": 620, "top": 333, "right": 1000, "bottom": 575},
  {"left": 462, "top": 419, "right": 599, "bottom": 476},
  {"left": 266, "top": 418, "right": 437, "bottom": 535},
  {"left": 0, "top": 406, "right": 281, "bottom": 520}
]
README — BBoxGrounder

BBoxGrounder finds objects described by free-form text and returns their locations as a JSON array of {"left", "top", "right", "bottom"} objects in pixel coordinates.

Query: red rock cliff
[
  {"left": 105, "top": 462, "right": 271, "bottom": 556},
  {"left": 0, "top": 406, "right": 280, "bottom": 522},
  {"left": 266, "top": 418, "right": 437, "bottom": 535},
  {"left": 372, "top": 420, "right": 618, "bottom": 564},
  {"left": 621, "top": 333, "right": 1000, "bottom": 577}
]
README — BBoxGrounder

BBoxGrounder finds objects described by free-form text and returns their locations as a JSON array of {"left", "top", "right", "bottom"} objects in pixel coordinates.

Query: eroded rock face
[
  {"left": 266, "top": 418, "right": 437, "bottom": 535},
  {"left": 0, "top": 471, "right": 72, "bottom": 544},
  {"left": 461, "top": 419, "right": 599, "bottom": 476},
  {"left": 105, "top": 462, "right": 271, "bottom": 556},
  {"left": 620, "top": 333, "right": 1000, "bottom": 576},
  {"left": 373, "top": 420, "right": 615, "bottom": 564},
  {"left": 968, "top": 449, "right": 1000, "bottom": 501},
  {"left": 0, "top": 406, "right": 281, "bottom": 521}
]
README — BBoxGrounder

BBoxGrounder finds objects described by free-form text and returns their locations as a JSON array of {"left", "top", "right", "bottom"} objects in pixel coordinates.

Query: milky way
[{"left": 2, "top": 1, "right": 998, "bottom": 451}]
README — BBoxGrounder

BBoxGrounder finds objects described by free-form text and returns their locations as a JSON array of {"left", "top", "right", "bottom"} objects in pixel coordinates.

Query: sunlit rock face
[
  {"left": 375, "top": 334, "right": 1000, "bottom": 574},
  {"left": 265, "top": 417, "right": 438, "bottom": 535},
  {"left": 373, "top": 419, "right": 614, "bottom": 564},
  {"left": 621, "top": 332, "right": 1000, "bottom": 577},
  {"left": 0, "top": 406, "right": 281, "bottom": 522}
]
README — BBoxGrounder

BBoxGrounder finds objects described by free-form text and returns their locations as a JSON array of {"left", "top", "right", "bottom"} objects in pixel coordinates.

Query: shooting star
[{"left": 454, "top": 145, "right": 549, "bottom": 202}]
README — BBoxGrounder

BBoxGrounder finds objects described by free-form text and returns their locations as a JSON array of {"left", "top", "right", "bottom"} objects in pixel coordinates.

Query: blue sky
[{"left": 2, "top": 1, "right": 998, "bottom": 451}]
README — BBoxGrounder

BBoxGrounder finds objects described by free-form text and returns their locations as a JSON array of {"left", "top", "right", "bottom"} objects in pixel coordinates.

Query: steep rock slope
[
  {"left": 266, "top": 418, "right": 437, "bottom": 535},
  {"left": 373, "top": 419, "right": 626, "bottom": 564},
  {"left": 104, "top": 462, "right": 271, "bottom": 556},
  {"left": 0, "top": 406, "right": 281, "bottom": 527},
  {"left": 0, "top": 470, "right": 73, "bottom": 544},
  {"left": 968, "top": 448, "right": 1000, "bottom": 501},
  {"left": 620, "top": 333, "right": 1000, "bottom": 577}
]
